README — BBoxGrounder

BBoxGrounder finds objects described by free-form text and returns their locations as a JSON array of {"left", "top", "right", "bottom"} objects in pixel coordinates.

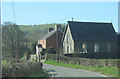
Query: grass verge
[
  {"left": 44, "top": 60, "right": 119, "bottom": 77},
  {"left": 28, "top": 70, "right": 48, "bottom": 77},
  {"left": 2, "top": 60, "right": 8, "bottom": 64}
]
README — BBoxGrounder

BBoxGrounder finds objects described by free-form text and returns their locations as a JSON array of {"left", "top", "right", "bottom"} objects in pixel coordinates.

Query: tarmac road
[{"left": 43, "top": 64, "right": 110, "bottom": 78}]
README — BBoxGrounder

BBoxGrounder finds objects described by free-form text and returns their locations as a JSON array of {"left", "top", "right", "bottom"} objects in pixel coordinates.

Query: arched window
[
  {"left": 107, "top": 44, "right": 111, "bottom": 52},
  {"left": 94, "top": 44, "right": 99, "bottom": 52},
  {"left": 82, "top": 43, "right": 87, "bottom": 53}
]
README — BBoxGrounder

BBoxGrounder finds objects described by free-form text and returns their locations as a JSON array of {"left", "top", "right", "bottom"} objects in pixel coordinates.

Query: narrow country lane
[{"left": 43, "top": 64, "right": 111, "bottom": 78}]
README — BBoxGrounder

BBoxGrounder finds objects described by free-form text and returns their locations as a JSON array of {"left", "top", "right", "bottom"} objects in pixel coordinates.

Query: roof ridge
[
  {"left": 38, "top": 29, "right": 63, "bottom": 40},
  {"left": 67, "top": 21, "right": 117, "bottom": 42},
  {"left": 38, "top": 30, "right": 56, "bottom": 40},
  {"left": 68, "top": 21, "right": 112, "bottom": 24}
]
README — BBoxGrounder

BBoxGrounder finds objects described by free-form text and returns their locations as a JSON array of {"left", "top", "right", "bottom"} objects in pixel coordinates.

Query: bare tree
[{"left": 2, "top": 21, "right": 26, "bottom": 58}]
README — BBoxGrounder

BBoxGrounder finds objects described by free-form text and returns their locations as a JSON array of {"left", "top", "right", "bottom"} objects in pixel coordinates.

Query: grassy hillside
[
  {"left": 19, "top": 24, "right": 57, "bottom": 32},
  {"left": 2, "top": 23, "right": 65, "bottom": 57},
  {"left": 18, "top": 23, "right": 65, "bottom": 43}
]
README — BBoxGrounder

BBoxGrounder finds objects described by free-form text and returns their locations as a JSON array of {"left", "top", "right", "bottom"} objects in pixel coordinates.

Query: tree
[
  {"left": 31, "top": 42, "right": 37, "bottom": 53},
  {"left": 40, "top": 48, "right": 46, "bottom": 55},
  {"left": 24, "top": 51, "right": 32, "bottom": 60},
  {"left": 2, "top": 21, "right": 28, "bottom": 58}
]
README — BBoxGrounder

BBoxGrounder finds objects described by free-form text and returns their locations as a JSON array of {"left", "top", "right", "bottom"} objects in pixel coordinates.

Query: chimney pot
[
  {"left": 48, "top": 28, "right": 53, "bottom": 33},
  {"left": 55, "top": 24, "right": 61, "bottom": 30}
]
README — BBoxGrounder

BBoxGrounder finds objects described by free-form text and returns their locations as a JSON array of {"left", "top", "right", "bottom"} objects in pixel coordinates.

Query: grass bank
[
  {"left": 2, "top": 60, "right": 8, "bottom": 64},
  {"left": 28, "top": 70, "right": 48, "bottom": 77},
  {"left": 44, "top": 60, "right": 118, "bottom": 77}
]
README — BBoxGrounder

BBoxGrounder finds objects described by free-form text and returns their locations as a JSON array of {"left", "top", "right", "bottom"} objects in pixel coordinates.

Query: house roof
[
  {"left": 61, "top": 24, "right": 68, "bottom": 43},
  {"left": 118, "top": 33, "right": 120, "bottom": 43},
  {"left": 38, "top": 29, "right": 63, "bottom": 41},
  {"left": 67, "top": 21, "right": 118, "bottom": 42}
]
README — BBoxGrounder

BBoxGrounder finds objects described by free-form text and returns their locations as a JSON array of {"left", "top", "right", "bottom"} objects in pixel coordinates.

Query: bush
[
  {"left": 40, "top": 48, "right": 46, "bottom": 55},
  {"left": 2, "top": 60, "right": 43, "bottom": 77},
  {"left": 46, "top": 54, "right": 118, "bottom": 68},
  {"left": 40, "top": 48, "right": 56, "bottom": 55},
  {"left": 24, "top": 51, "right": 32, "bottom": 60},
  {"left": 45, "top": 48, "right": 56, "bottom": 54}
]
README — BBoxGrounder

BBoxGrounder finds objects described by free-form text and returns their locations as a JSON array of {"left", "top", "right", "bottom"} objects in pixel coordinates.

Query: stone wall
[{"left": 47, "top": 54, "right": 118, "bottom": 68}]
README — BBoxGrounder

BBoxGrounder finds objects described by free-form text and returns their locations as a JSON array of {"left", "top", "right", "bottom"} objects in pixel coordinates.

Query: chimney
[
  {"left": 72, "top": 17, "right": 73, "bottom": 21},
  {"left": 55, "top": 24, "right": 61, "bottom": 30},
  {"left": 48, "top": 28, "right": 53, "bottom": 33}
]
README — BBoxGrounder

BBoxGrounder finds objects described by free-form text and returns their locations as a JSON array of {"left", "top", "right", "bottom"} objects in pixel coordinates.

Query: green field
[
  {"left": 19, "top": 23, "right": 65, "bottom": 32},
  {"left": 19, "top": 24, "right": 57, "bottom": 32},
  {"left": 44, "top": 60, "right": 119, "bottom": 77}
]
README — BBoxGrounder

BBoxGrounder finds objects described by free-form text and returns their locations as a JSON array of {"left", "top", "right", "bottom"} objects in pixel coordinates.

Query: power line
[
  {"left": 12, "top": 1, "right": 16, "bottom": 23},
  {"left": 12, "top": 1, "right": 19, "bottom": 62}
]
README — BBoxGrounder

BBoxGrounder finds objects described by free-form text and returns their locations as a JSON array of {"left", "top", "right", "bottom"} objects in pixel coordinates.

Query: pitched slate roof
[
  {"left": 61, "top": 24, "right": 68, "bottom": 43},
  {"left": 67, "top": 21, "right": 117, "bottom": 42},
  {"left": 117, "top": 33, "right": 120, "bottom": 43},
  {"left": 39, "top": 29, "right": 63, "bottom": 40}
]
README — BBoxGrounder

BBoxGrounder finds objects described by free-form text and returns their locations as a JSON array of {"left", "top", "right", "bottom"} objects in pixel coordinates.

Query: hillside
[
  {"left": 2, "top": 23, "right": 65, "bottom": 57},
  {"left": 19, "top": 24, "right": 57, "bottom": 32},
  {"left": 18, "top": 23, "right": 65, "bottom": 43}
]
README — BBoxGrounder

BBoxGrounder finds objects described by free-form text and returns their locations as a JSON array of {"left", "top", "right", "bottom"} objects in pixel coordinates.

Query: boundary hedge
[
  {"left": 2, "top": 58, "right": 43, "bottom": 77},
  {"left": 46, "top": 54, "right": 118, "bottom": 67}
]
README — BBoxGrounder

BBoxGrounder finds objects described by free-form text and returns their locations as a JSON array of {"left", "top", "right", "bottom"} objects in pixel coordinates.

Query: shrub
[
  {"left": 2, "top": 60, "right": 43, "bottom": 77},
  {"left": 40, "top": 48, "right": 46, "bottom": 55},
  {"left": 24, "top": 51, "right": 32, "bottom": 60},
  {"left": 45, "top": 47, "right": 56, "bottom": 54},
  {"left": 46, "top": 54, "right": 118, "bottom": 68},
  {"left": 40, "top": 48, "right": 56, "bottom": 55}
]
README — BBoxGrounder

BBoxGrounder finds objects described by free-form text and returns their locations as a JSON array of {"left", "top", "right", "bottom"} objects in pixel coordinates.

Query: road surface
[{"left": 43, "top": 64, "right": 109, "bottom": 77}]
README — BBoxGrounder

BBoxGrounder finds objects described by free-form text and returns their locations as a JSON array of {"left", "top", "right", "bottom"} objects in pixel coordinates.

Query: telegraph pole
[
  {"left": 12, "top": 1, "right": 19, "bottom": 62},
  {"left": 0, "top": 18, "right": 2, "bottom": 79},
  {"left": 16, "top": 31, "right": 19, "bottom": 63},
  {"left": 56, "top": 25, "right": 59, "bottom": 63}
]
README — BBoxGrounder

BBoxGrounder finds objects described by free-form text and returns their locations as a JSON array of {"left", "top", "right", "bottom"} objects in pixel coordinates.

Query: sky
[{"left": 1, "top": 2, "right": 118, "bottom": 32}]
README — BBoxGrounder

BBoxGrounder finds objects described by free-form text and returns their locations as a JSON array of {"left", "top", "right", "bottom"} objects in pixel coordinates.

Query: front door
[{"left": 67, "top": 46, "right": 69, "bottom": 54}]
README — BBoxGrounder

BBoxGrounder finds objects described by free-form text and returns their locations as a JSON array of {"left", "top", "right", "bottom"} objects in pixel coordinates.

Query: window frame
[
  {"left": 82, "top": 43, "right": 87, "bottom": 53},
  {"left": 94, "top": 43, "right": 99, "bottom": 53}
]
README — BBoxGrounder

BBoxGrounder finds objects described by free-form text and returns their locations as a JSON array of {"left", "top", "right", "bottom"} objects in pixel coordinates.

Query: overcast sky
[{"left": 2, "top": 2, "right": 118, "bottom": 32}]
